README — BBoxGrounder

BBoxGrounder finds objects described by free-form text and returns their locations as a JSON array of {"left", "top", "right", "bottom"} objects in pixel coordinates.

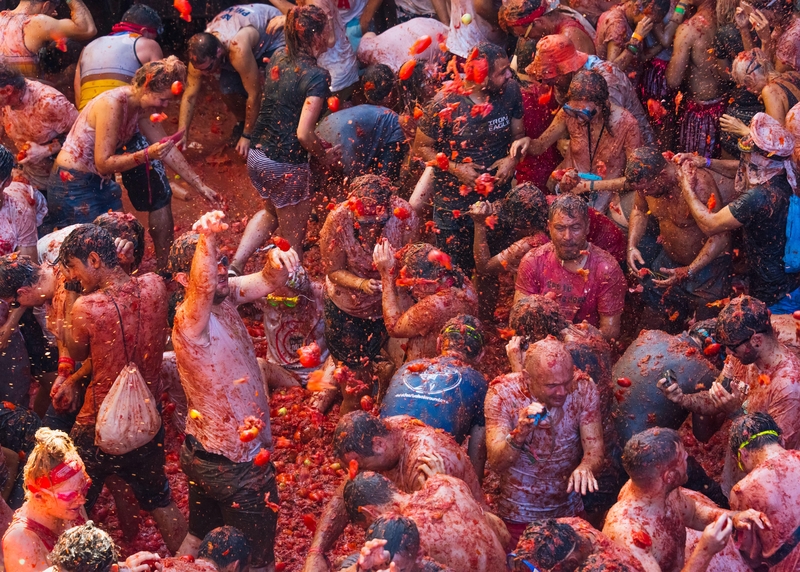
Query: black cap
[{"left": 716, "top": 296, "right": 772, "bottom": 347}]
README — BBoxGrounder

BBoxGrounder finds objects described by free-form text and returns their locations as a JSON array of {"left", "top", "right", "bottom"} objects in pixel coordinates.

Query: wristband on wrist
[
  {"left": 506, "top": 433, "right": 523, "bottom": 451},
  {"left": 627, "top": 43, "right": 640, "bottom": 55},
  {"left": 241, "top": 133, "right": 252, "bottom": 140},
  {"left": 58, "top": 356, "right": 75, "bottom": 367},
  {"left": 589, "top": 180, "right": 595, "bottom": 192},
  {"left": 705, "top": 156, "right": 712, "bottom": 168},
  {"left": 674, "top": 5, "right": 686, "bottom": 14},
  {"left": 632, "top": 32, "right": 644, "bottom": 42}
]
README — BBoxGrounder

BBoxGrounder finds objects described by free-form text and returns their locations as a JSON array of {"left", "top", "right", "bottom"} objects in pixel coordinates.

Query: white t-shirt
[
  {"left": 336, "top": 0, "right": 368, "bottom": 25},
  {"left": 313, "top": 0, "right": 360, "bottom": 91},
  {"left": 395, "top": 0, "right": 437, "bottom": 16},
  {"left": 37, "top": 224, "right": 80, "bottom": 264},
  {"left": 0, "top": 182, "right": 39, "bottom": 256},
  {"left": 358, "top": 18, "right": 449, "bottom": 71},
  {"left": 445, "top": 0, "right": 505, "bottom": 58}
]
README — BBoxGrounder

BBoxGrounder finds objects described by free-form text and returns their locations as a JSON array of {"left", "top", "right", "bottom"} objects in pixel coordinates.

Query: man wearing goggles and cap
[
  {"left": 677, "top": 113, "right": 800, "bottom": 313},
  {"left": 729, "top": 412, "right": 800, "bottom": 572}
]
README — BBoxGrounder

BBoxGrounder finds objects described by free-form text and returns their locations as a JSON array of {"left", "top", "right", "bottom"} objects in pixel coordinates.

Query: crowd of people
[{"left": 1, "top": 0, "right": 800, "bottom": 570}]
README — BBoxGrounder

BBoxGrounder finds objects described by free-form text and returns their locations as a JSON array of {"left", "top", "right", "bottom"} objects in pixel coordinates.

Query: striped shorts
[{"left": 247, "top": 147, "right": 311, "bottom": 208}]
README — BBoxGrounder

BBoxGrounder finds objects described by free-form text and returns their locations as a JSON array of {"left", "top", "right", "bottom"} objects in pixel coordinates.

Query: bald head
[{"left": 524, "top": 338, "right": 575, "bottom": 409}]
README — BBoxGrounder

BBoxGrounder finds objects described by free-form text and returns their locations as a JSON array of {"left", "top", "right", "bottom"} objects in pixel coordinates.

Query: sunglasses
[
  {"left": 43, "top": 477, "right": 92, "bottom": 503},
  {"left": 266, "top": 294, "right": 300, "bottom": 308},
  {"left": 562, "top": 104, "right": 597, "bottom": 122},
  {"left": 723, "top": 334, "right": 753, "bottom": 352}
]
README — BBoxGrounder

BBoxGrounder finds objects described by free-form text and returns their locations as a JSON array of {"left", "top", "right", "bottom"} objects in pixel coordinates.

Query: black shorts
[
  {"left": 324, "top": 296, "right": 387, "bottom": 367},
  {"left": 71, "top": 422, "right": 172, "bottom": 512},
  {"left": 180, "top": 435, "right": 279, "bottom": 568},
  {"left": 119, "top": 133, "right": 172, "bottom": 212}
]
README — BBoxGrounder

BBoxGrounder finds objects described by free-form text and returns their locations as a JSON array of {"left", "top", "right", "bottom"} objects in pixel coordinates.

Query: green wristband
[{"left": 675, "top": 5, "right": 686, "bottom": 14}]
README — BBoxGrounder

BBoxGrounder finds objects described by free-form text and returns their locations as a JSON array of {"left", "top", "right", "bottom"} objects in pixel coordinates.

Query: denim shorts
[{"left": 46, "top": 167, "right": 122, "bottom": 231}]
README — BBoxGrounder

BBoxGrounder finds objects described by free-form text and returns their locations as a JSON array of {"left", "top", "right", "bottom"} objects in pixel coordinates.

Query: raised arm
[
  {"left": 229, "top": 30, "right": 262, "bottom": 157},
  {"left": 228, "top": 247, "right": 298, "bottom": 306},
  {"left": 176, "top": 211, "right": 229, "bottom": 341},
  {"left": 26, "top": 0, "right": 96, "bottom": 47},
  {"left": 178, "top": 65, "right": 204, "bottom": 148},
  {"left": 679, "top": 162, "right": 742, "bottom": 235}
]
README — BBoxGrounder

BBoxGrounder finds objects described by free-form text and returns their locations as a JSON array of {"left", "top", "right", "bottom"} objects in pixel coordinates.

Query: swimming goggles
[{"left": 562, "top": 104, "right": 597, "bottom": 122}]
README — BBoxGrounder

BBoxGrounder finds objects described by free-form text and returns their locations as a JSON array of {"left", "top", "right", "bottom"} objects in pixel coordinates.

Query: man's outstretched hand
[{"left": 192, "top": 211, "right": 228, "bottom": 235}]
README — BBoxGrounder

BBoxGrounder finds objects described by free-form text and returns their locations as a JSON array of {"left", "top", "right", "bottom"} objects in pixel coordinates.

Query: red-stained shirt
[
  {"left": 594, "top": 5, "right": 632, "bottom": 59},
  {"left": 516, "top": 81, "right": 561, "bottom": 190},
  {"left": 776, "top": 16, "right": 800, "bottom": 73},
  {"left": 484, "top": 372, "right": 601, "bottom": 522},
  {"left": 515, "top": 242, "right": 626, "bottom": 326},
  {"left": 75, "top": 274, "right": 168, "bottom": 426},
  {"left": 722, "top": 348, "right": 800, "bottom": 449},
  {"left": 544, "top": 195, "right": 627, "bottom": 262},
  {"left": 382, "top": 415, "right": 483, "bottom": 502},
  {"left": 320, "top": 197, "right": 418, "bottom": 319},
  {"left": 0, "top": 183, "right": 37, "bottom": 256},
  {"left": 2, "top": 80, "right": 77, "bottom": 189}
]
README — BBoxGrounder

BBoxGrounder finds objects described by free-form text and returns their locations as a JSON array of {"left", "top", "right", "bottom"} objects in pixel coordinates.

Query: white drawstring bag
[{"left": 94, "top": 292, "right": 161, "bottom": 455}]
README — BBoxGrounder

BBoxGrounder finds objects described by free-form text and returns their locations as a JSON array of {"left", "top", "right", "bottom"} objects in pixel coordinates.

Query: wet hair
[
  {"left": 363, "top": 64, "right": 395, "bottom": 104},
  {"left": 343, "top": 471, "right": 398, "bottom": 523},
  {"left": 509, "top": 295, "right": 568, "bottom": 342},
  {"left": 366, "top": 515, "right": 421, "bottom": 560},
  {"left": 0, "top": 144, "right": 14, "bottom": 181},
  {"left": 59, "top": 225, "right": 119, "bottom": 269},
  {"left": 549, "top": 193, "right": 588, "bottom": 223},
  {"left": 23, "top": 428, "right": 81, "bottom": 501},
  {"left": 94, "top": 212, "right": 145, "bottom": 271},
  {"left": 121, "top": 4, "right": 162, "bottom": 32},
  {"left": 0, "top": 64, "right": 25, "bottom": 91},
  {"left": 715, "top": 295, "right": 774, "bottom": 348},
  {"left": 566, "top": 70, "right": 613, "bottom": 136},
  {"left": 398, "top": 242, "right": 465, "bottom": 289},
  {"left": 500, "top": 182, "right": 548, "bottom": 231},
  {"left": 465, "top": 42, "right": 507, "bottom": 82},
  {"left": 499, "top": 0, "right": 544, "bottom": 31},
  {"left": 168, "top": 231, "right": 199, "bottom": 276},
  {"left": 729, "top": 412, "right": 782, "bottom": 455},
  {"left": 50, "top": 521, "right": 118, "bottom": 572},
  {"left": 577, "top": 554, "right": 634, "bottom": 572},
  {"left": 132, "top": 56, "right": 186, "bottom": 94},
  {"left": 625, "top": 147, "right": 668, "bottom": 185},
  {"left": 622, "top": 428, "right": 682, "bottom": 482},
  {"left": 515, "top": 519, "right": 579, "bottom": 569},
  {"left": 731, "top": 48, "right": 773, "bottom": 86},
  {"left": 440, "top": 314, "right": 485, "bottom": 359},
  {"left": 349, "top": 174, "right": 395, "bottom": 207},
  {"left": 332, "top": 411, "right": 390, "bottom": 459},
  {"left": 285, "top": 5, "right": 328, "bottom": 61},
  {"left": 635, "top": 0, "right": 670, "bottom": 18},
  {"left": 0, "top": 254, "right": 40, "bottom": 298},
  {"left": 187, "top": 32, "right": 224, "bottom": 66},
  {"left": 198, "top": 526, "right": 251, "bottom": 571},
  {"left": 515, "top": 38, "right": 537, "bottom": 75}
]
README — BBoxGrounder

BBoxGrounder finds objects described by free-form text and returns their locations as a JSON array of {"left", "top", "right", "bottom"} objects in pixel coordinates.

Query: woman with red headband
[
  {"left": 499, "top": 0, "right": 597, "bottom": 55},
  {"left": 3, "top": 428, "right": 89, "bottom": 572}
]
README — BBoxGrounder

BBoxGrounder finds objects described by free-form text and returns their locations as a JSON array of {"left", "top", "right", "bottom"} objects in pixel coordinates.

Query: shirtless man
[
  {"left": 343, "top": 471, "right": 507, "bottom": 572},
  {"left": 59, "top": 225, "right": 187, "bottom": 554},
  {"left": 0, "top": 65, "right": 77, "bottom": 193},
  {"left": 603, "top": 427, "right": 771, "bottom": 572},
  {"left": 303, "top": 412, "right": 487, "bottom": 572},
  {"left": 485, "top": 338, "right": 604, "bottom": 546},
  {"left": 373, "top": 242, "right": 478, "bottom": 362},
  {"left": 729, "top": 412, "right": 800, "bottom": 572},
  {"left": 169, "top": 211, "right": 300, "bottom": 572},
  {"left": 659, "top": 296, "right": 800, "bottom": 491},
  {"left": 180, "top": 4, "right": 285, "bottom": 156},
  {"left": 666, "top": 0, "right": 725, "bottom": 158},
  {"left": 511, "top": 517, "right": 645, "bottom": 571},
  {"left": 625, "top": 147, "right": 731, "bottom": 331},
  {"left": 0, "top": 0, "right": 95, "bottom": 77},
  {"left": 381, "top": 315, "right": 488, "bottom": 478}
]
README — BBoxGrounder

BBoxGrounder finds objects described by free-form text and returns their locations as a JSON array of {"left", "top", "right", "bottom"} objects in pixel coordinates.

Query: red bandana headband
[
  {"left": 111, "top": 22, "right": 158, "bottom": 37},
  {"left": 27, "top": 460, "right": 82, "bottom": 493},
  {"left": 504, "top": 3, "right": 547, "bottom": 29}
]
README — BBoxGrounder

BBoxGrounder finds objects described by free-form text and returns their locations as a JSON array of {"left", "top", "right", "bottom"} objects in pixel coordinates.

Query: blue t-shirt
[
  {"left": 315, "top": 104, "right": 404, "bottom": 178},
  {"left": 380, "top": 356, "right": 487, "bottom": 444}
]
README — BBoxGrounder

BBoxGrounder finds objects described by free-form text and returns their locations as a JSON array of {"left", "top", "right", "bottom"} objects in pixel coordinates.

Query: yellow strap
[{"left": 78, "top": 79, "right": 130, "bottom": 110}]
